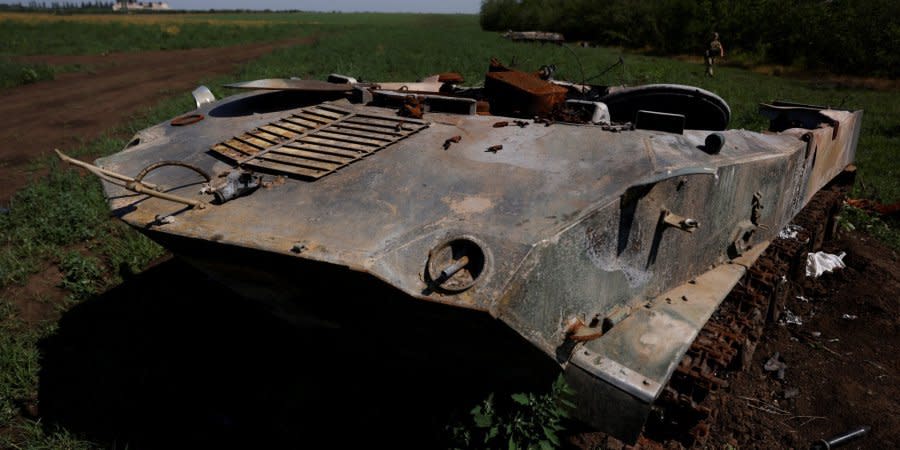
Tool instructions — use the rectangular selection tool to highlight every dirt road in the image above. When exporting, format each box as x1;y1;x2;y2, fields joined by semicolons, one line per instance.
0;38;310;202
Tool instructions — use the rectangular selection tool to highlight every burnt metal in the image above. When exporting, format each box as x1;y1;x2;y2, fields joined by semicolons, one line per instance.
211;170;261;204
702;132;725;154
484;62;568;117
443;135;462;150
209;104;428;180
71;64;864;446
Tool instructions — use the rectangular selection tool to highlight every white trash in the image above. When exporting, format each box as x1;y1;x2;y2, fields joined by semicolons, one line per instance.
806;251;846;277
778;224;804;240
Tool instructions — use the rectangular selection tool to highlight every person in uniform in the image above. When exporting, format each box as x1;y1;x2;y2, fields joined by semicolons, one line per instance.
705;32;724;77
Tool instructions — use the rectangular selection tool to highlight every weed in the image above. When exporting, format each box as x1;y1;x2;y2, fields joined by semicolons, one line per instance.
0;58;55;90
0;420;96;450
58;251;104;300
448;375;575;449
837;206;900;250
0;303;39;428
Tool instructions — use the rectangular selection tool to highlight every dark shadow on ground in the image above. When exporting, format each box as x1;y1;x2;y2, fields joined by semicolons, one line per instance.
37;258;558;449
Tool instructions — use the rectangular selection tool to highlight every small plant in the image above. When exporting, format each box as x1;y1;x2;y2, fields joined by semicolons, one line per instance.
837;205;900;250
448;375;576;449
59;251;104;300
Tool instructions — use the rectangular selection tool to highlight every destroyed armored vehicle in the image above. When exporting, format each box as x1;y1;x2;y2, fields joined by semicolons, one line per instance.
59;60;862;444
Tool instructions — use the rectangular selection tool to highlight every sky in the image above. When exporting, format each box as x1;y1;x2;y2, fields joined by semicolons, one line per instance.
1;0;482;13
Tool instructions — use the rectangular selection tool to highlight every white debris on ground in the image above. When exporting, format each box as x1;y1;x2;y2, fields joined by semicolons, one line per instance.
806;251;846;277
842;314;859;320
781;309;803;326
778;224;804;240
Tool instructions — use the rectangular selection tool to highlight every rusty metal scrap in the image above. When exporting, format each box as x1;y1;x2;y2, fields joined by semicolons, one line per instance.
436;72;464;84
492;121;509;128
170;113;204;126
443;135;462;150
398;95;424;119
484;60;568;117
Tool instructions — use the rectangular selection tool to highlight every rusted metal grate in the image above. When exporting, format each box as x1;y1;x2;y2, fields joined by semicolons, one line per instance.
210;104;428;179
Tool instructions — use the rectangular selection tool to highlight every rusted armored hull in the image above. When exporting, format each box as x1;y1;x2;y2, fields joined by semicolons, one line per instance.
87;81;862;442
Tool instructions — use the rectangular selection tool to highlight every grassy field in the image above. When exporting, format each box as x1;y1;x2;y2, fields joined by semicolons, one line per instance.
0;11;898;449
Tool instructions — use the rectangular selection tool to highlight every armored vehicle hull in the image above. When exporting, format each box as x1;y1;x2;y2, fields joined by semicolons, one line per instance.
63;67;862;443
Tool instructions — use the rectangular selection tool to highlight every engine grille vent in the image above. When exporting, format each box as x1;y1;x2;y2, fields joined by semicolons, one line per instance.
211;104;428;179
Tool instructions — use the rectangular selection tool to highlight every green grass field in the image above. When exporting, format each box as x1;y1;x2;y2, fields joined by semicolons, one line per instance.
0;11;897;449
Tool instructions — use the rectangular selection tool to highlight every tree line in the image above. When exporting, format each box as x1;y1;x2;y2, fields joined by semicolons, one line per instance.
480;0;899;78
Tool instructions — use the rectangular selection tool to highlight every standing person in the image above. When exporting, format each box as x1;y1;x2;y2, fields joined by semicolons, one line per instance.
705;32;725;77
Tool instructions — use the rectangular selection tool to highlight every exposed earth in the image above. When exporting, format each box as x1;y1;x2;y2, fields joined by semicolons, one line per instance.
571;232;900;449
0;43;898;449
0;37;311;202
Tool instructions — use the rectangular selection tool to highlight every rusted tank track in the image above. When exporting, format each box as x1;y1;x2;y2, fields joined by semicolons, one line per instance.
636;181;850;449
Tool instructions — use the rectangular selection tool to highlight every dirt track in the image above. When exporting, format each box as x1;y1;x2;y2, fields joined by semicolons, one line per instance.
0;38;309;202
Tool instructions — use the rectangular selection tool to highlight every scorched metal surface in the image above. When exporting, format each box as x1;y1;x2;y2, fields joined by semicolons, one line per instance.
80;70;862;442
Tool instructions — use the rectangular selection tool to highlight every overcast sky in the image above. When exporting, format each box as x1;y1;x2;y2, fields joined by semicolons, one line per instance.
1;0;482;13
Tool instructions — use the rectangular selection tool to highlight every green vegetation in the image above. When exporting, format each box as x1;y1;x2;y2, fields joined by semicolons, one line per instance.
448;376;575;450
0;58;55;89
0;159;164;291
838;206;900;250
480;0;900;78
0;20;303;56
0;11;897;449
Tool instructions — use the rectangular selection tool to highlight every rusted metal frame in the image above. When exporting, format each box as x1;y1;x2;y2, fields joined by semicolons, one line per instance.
267;146;352;164
244;159;322;179
298;136;376;153
316;127;395;142
268;120;313;134
250;151;339;172
344;113;427;130
287;114;329;125
252;129;290;143
281;117;322;129
259;124;298;139
233;111;424;179
314;130;389;146
289;124;429;179
235;111;359;167
330;122;405;137
300;109;346;122
304;106;346;119
284;142;362;158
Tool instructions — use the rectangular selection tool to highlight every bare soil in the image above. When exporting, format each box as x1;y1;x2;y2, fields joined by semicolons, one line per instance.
572;232;900;450
707;232;900;450
0;37;311;202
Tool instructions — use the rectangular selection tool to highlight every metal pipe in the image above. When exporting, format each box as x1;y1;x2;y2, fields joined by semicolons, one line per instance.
810;426;870;450
440;255;470;280
56;149;206;209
